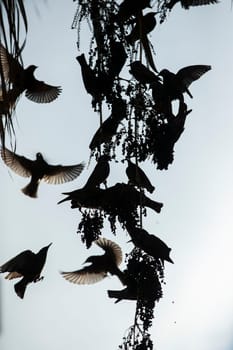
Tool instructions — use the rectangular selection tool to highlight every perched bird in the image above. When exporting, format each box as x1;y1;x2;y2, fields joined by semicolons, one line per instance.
0;243;52;299
126;12;157;45
0;44;62;103
1;148;85;198
108;40;127;78
61;237;126;285
129;61;159;84
126;225;174;264
58;183;163;215
89;98;126;150
84;155;110;189
126;159;155;193
117;0;152;22
77;54;113;102
159;65;211;102
166;0;218;10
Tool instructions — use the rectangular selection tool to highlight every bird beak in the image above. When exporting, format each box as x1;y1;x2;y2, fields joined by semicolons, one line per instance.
127;239;132;243
47;243;52;248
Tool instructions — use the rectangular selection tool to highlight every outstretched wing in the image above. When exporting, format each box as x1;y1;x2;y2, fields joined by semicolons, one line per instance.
25;81;62;103
0;44;23;85
43;162;85;184
177;65;211;88
95;237;123;267
61;267;107;285
0;250;35;276
1;148;33;177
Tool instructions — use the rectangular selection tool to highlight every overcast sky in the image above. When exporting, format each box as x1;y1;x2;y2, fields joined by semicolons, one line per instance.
1;1;233;350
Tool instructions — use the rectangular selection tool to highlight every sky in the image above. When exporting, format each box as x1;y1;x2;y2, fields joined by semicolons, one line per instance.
1;1;233;350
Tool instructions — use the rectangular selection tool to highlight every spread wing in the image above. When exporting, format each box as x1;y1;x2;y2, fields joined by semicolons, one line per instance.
1;148;33;177
0;44;23;84
25;81;62;103
0;250;35;276
61;267;107;285
177;65;211;88
95;237;122;267
43;162;85;184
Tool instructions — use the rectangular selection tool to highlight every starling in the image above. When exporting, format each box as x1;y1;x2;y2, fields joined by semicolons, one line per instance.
0;243;52;299
126;160;155;193
76;54;113;102
117;0;152;23
89;98;126;150
1;148;85;198
159;65;211;102
61;237;126;285
166;0;218;10
126;225;174;264
0;45;61;103
126;12;157;45
129;61;159;84
84;155;110;189
108;40;127;78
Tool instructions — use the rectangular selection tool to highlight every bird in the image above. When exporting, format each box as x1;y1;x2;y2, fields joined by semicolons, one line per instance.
58;183;163;218
159;65;211;102
0;44;62;103
126;225;174;264
126;12;157;45
126;159;155;193
129;61;159;84
0;243;52;299
1;147;85;198
84;155;110;189
61;237;126;285
76;54;113;102
117;0;152;23
89;98;126;150
108;40;127;78
166;0;218;10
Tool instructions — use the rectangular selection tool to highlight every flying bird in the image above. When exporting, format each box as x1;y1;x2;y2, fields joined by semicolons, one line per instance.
129;61;159;84
126;160;155;193
166;0;218;10
126;12;157;45
159;65;211;102
126;225;174;264
0;44;62;103
117;0;152;22
1;148;85;198
61;237;126;285
0;243;52;299
84;155;110;189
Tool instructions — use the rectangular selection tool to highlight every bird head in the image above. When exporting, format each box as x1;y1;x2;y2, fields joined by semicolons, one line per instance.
36;152;43;160
27;65;38;74
38;242;52;255
158;69;170;78
83;256;95;265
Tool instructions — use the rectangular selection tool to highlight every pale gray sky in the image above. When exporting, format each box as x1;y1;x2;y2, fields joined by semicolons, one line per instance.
1;1;233;350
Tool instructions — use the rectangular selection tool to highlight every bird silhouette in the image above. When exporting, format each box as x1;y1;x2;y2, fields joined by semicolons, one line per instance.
84;155;110;189
126;160;155;193
0;243;52;299
59;183;163;214
126;225;174;264
108;40;127;78
76;54;113;103
159;65;211;102
61;237;126;285
126;12;157;45
89;98;126;150
117;0;152;22
129;61;159;84
1;148;85;198
166;0;218;10
0;44;61;103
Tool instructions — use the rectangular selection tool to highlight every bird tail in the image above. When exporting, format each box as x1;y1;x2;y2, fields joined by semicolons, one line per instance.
142;196;163;213
107;288;137;303
21;180;39;198
14;278;28;299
